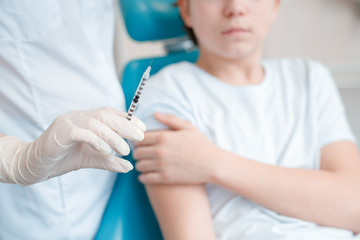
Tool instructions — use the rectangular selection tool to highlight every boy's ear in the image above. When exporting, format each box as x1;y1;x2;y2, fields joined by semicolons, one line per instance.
178;0;192;27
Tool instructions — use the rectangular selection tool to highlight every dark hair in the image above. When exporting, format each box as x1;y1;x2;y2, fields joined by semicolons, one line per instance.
173;2;198;45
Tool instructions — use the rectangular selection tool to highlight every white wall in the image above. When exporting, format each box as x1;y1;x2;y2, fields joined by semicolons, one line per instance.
339;88;360;141
264;0;360;88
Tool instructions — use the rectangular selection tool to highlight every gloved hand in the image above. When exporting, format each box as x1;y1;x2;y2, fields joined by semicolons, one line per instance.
0;107;146;185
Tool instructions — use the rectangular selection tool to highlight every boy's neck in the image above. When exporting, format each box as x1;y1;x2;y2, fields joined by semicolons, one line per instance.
196;51;265;87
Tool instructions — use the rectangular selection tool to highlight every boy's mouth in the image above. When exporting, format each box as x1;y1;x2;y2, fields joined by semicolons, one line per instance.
221;27;250;35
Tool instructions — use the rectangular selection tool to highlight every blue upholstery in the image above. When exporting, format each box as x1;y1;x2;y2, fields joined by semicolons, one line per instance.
120;0;186;41
94;154;161;240
95;0;198;239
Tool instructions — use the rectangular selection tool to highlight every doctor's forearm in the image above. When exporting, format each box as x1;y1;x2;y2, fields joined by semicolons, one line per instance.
210;149;360;232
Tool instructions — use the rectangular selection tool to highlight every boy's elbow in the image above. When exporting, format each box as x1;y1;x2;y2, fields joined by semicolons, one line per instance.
348;196;360;233
351;224;360;235
352;213;360;234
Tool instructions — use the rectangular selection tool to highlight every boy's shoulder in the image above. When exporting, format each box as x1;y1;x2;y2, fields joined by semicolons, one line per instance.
145;61;198;94
149;61;200;89
263;58;329;73
153;61;195;78
263;58;332;87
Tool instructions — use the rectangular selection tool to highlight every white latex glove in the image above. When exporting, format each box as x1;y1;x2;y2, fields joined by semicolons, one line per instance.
0;107;146;185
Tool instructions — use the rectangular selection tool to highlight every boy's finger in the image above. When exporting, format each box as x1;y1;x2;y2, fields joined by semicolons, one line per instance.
154;112;195;131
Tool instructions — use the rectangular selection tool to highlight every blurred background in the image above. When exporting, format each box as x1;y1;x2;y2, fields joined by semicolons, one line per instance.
113;0;360;141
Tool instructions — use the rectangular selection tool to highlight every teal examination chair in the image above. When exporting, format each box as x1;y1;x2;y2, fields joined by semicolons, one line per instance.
95;0;198;239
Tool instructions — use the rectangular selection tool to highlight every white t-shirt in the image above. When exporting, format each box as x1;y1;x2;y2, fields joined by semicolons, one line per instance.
136;59;359;240
0;1;123;239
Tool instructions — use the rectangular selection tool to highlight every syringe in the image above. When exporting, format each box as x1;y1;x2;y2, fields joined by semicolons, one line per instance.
126;65;151;121
110;63;152;161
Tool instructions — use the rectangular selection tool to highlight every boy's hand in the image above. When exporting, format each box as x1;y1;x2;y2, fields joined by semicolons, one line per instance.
133;113;222;184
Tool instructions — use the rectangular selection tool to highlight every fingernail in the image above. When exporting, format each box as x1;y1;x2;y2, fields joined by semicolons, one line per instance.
155;112;165;118
136;120;146;132
138;175;145;183
122;160;133;172
134;128;145;141
119;142;130;155
100;141;112;155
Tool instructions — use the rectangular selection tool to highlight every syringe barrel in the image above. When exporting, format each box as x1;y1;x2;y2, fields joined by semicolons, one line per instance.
126;66;152;121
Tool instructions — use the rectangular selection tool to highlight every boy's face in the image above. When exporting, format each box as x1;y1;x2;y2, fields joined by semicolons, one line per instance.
179;0;280;60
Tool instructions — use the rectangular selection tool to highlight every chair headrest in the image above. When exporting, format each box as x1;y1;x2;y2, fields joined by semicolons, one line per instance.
119;0;186;42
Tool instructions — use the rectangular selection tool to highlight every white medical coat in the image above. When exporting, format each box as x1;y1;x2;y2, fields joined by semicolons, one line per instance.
0;1;124;239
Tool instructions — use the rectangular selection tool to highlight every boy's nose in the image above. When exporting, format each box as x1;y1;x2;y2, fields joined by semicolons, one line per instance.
224;0;246;18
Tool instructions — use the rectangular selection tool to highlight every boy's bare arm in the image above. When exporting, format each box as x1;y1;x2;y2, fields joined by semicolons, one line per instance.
145;183;216;240
134;113;360;233
216;140;360;233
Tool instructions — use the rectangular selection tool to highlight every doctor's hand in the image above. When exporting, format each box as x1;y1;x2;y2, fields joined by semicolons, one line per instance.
0;107;146;185
133;113;222;185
